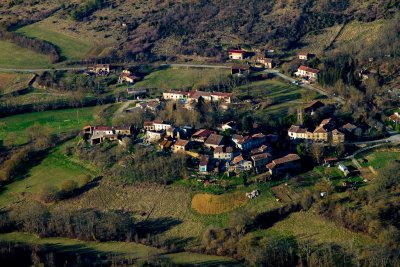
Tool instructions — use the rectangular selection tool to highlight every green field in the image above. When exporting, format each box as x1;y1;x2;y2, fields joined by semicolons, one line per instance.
0;141;98;208
0;40;50;68
16;23;94;60
0;106;97;145
356;149;400;170
135;67;230;91
249;211;375;249
0;232;241;266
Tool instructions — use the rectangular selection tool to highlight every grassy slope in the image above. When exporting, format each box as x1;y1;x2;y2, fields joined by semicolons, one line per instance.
0;106;96;145
0;232;241;266
356;149;400;170
16;23;93;60
0;141;98;208
0;40;50;68
259;211;375;249
0;72;33;94
135;67;230;91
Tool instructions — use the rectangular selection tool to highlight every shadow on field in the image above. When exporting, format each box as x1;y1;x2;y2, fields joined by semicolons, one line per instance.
163;237;195;251
75;176;103;195
136;217;182;236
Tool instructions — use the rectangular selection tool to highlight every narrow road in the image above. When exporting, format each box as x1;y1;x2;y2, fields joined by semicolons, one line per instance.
265;69;344;104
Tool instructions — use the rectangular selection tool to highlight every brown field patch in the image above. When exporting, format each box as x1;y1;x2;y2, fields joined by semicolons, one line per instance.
191;192;249;215
272;184;299;203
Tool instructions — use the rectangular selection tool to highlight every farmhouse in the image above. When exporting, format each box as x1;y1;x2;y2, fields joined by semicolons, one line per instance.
341;123;358;133
267;154;301;176
256;57;274;68
338;164;350;176
83;125;132;145
298;52;312;60
213;146;234;160
144;120;172;131
295;65;320;81
205;134;225;149
288;118;344;143
145;130;165;143
159;139;173;150
229;49;246;60
163;90;189;100
88;64;110;75
188;90;233;104
233;155;253;171
172;139;191;153
118;70;139;84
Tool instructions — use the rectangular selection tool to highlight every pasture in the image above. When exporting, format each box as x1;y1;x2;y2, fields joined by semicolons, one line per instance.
356;148;400;170
16;22;94;60
0;141;98;208
135;67;230;91
0;40;50;68
0;106;96;146
0;72;34;95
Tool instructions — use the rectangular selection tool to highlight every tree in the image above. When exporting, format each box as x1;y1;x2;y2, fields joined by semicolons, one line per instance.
242;115;253;132
38;185;59;203
310;143;324;163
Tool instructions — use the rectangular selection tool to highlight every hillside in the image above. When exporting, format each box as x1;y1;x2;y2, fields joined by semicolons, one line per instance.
0;0;398;63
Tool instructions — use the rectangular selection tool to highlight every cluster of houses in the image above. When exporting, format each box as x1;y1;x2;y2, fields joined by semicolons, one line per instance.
288;118;345;144
141;118;301;177
82;125;132;145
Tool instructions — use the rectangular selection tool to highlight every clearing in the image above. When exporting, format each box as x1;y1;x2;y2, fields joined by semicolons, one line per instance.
0;40;50;68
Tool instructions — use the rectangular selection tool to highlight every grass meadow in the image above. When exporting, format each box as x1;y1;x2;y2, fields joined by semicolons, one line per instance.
0;72;34;95
0;140;98;208
0;106;96;146
191;192;249;215
135;67;230;91
0;40;50;68
16;23;94;60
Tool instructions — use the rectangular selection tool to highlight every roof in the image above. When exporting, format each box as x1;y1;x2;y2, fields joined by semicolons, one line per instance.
313;125;327;134
229;50;245;54
320;118;333;125
164;90;189;95
324;157;338;162
193;129;213;138
332;129;344;135
298;65;320;74
251;133;266;139
160;139;173;148
214;146;233;153
94;126;113;131
114;126;131;131
251;153;271;161
205;134;224;146
233;155;244;165
259;57;273;63
289;125;307;133
304;100;324;110
144;121;154;126
342;123;357;130
389;114;400;120
175;139;190;147
211;92;233;97
298;52;309;56
271;154;301;166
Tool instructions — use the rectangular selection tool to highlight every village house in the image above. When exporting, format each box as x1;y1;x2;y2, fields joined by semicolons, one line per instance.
192;129;214;143
88;64;110;75
145;130;165;143
256;57;274;68
188;91;233;104
172;139;191;153
251;152;272;168
220;121;237;132
229;49;246;60
205;134;225;149
250;145;270;156
233;155;253;171
298;52;312;60
288;118;344;143
159;139;173;150
295;65;320;81
144;120;172;131
166;127;180;139
163;90;189;100
199;156;210;173
338;164;350;176
213;146;234;160
389;112;400;124
341;123;358;134
304;100;325;113
118;70;139;84
231;65;250;75
83;125;132;145
267;154;301;176
127;88;147;98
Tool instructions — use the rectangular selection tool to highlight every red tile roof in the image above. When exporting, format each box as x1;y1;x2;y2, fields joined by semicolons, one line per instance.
175;139;189;147
205;134;224;146
298;65;320;74
229;50;245;54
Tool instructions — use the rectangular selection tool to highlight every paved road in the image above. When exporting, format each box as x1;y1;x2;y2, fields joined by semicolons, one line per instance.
348;134;400;146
